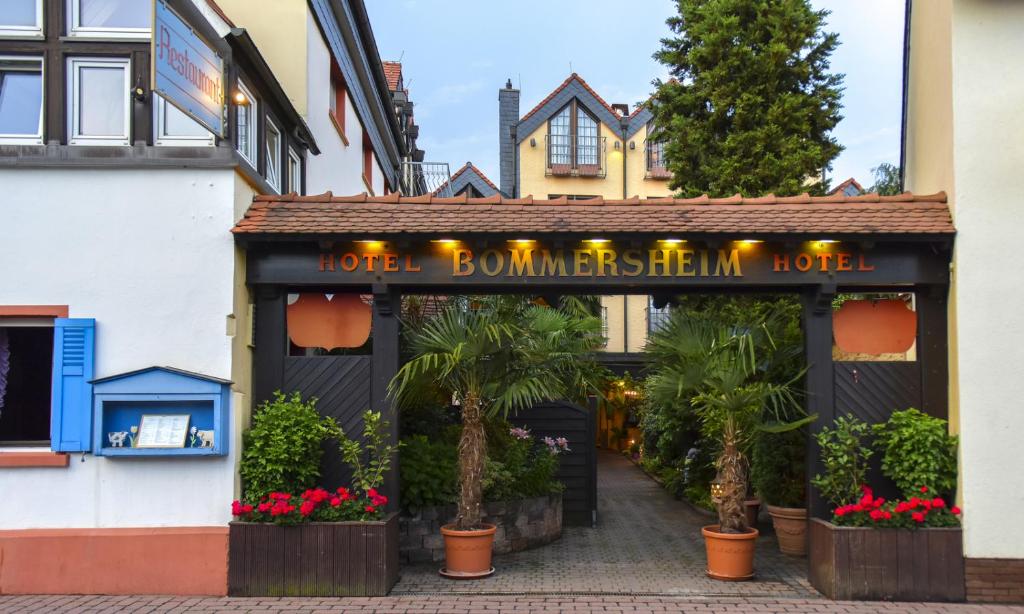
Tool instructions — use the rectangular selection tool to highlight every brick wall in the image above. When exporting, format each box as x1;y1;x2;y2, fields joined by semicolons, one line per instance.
965;558;1024;603
399;494;562;564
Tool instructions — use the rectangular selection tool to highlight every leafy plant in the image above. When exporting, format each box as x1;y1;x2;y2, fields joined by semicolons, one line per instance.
240;391;341;498
751;428;806;508
390;296;605;530
872;408;958;498
400;434;459;511
338;410;398;496
811;414;873;508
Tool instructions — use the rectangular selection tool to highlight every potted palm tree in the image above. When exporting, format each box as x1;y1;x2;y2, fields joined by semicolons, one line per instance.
390;296;605;578
646;311;808;581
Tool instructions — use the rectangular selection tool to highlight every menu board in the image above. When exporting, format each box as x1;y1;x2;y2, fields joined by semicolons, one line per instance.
136;414;190;448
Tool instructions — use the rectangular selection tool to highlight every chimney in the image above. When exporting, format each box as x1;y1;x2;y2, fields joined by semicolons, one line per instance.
498;78;520;197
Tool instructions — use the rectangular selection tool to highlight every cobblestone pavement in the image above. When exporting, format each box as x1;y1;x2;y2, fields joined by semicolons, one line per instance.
2;594;1023;613
393;449;814;596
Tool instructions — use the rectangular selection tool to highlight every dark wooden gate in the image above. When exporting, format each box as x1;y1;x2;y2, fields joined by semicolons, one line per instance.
282;355;373;489
509;399;597;527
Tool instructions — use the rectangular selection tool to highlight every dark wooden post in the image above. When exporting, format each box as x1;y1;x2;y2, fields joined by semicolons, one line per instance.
372;284;401;510
803;283;836;521
918;285;950;420
253;286;287;407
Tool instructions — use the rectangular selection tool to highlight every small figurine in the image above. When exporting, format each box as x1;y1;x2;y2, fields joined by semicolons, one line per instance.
128;425;138;448
108;431;128;447
188;425;199;448
197;430;215;448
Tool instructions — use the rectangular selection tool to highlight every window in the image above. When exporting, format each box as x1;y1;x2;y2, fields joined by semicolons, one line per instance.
153;94;214;146
647;297;671;335
329;65;346;140
265;117;282;192
0;322;54;445
236;79;257;166
67;57;130;145
288;148;303;194
647;140;665;170
0;56;43;144
547;101;602;175
0;0;43;38
68;0;151;39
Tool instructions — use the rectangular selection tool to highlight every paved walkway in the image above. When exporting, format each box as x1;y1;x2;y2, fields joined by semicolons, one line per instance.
393;449;813;596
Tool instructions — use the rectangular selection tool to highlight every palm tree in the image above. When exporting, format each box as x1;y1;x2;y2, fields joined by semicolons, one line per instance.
389;296;606;530
646;310;808;533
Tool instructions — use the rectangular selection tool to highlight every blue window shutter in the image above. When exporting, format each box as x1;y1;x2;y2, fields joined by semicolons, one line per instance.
50;318;95;452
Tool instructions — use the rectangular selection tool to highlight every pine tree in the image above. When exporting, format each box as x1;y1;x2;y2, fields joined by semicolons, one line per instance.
652;0;844;197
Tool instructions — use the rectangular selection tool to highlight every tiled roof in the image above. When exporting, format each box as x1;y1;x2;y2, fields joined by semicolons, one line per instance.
233;192;954;238
520;73;622;123
382;61;402;91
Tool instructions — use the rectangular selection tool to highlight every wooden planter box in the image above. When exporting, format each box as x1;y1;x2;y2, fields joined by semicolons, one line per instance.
809;518;965;602
228;513;399;597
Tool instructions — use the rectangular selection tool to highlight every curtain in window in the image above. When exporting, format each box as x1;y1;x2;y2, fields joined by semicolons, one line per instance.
549;106;570;166
576;107;598;166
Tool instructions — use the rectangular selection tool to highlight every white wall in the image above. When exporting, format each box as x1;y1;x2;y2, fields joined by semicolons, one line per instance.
0;168;240;528
304;11;374;196
949;0;1024;559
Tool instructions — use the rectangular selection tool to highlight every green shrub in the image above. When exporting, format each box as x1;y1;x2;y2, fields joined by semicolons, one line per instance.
240;391;341;498
399;435;458;511
483;428;563;502
872;408;958;497
339;410;398;495
752;429;806;507
811;415;873;508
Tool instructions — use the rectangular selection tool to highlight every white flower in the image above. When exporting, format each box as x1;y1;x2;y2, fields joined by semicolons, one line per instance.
190;426;198;435
130;425;138;434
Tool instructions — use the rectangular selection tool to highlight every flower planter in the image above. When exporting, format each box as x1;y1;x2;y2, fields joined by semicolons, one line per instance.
228;513;399;597
765;504;807;556
439;523;496;579
808;518;965;601
702;524;758;581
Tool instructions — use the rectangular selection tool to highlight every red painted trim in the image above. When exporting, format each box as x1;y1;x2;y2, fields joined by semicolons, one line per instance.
0;451;69;468
0;527;228;595
0;305;68;317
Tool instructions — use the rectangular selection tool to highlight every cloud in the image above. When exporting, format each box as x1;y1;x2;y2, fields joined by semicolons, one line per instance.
428;80;484;105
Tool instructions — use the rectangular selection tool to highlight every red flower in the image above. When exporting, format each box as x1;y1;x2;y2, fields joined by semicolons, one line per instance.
337;487;352;501
330;497;341;506
257;502;272;513
951;506;961;515
911;512;925;523
835;507;848;517
299;500;316;517
365;505;376;514
883;511;892;520
873;497;885;508
869;509;884;522
932;498;945;509
920;486;928;493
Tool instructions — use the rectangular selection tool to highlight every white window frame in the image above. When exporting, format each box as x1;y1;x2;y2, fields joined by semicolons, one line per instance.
153;93;214;147
67;56;131;146
0;55;44;144
287;147;303;194
265;117;282;192
0;0;43;39
67;0;151;40
236;79;257;167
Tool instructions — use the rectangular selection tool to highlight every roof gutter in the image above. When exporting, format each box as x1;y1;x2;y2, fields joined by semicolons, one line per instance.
898;0;912;191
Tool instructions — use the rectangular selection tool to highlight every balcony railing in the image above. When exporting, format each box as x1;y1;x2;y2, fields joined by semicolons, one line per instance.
544;134;607;178
645;140;671;180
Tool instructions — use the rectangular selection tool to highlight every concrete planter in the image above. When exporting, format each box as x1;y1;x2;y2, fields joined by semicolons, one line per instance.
808;518;964;601
399;493;562;564
228;513;399;597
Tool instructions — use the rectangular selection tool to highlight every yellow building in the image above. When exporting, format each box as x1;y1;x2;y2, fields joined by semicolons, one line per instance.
498;74;673;356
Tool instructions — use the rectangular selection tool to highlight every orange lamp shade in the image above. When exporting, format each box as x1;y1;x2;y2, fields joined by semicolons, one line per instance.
833;299;917;355
287;293;371;350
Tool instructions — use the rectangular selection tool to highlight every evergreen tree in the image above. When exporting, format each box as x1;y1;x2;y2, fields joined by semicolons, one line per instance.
652;0;844;197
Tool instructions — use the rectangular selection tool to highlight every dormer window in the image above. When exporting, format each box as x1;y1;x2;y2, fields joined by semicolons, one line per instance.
645;121;671;180
546;101;604;177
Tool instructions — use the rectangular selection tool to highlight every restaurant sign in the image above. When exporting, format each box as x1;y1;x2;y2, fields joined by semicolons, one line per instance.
152;0;225;136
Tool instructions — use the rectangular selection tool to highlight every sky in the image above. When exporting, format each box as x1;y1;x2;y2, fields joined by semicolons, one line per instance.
366;0;905;192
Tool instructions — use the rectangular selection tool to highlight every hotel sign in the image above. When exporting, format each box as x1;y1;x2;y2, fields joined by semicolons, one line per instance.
152;0;225;136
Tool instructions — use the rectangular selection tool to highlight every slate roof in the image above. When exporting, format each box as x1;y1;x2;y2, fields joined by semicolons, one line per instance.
520;73;622;123
433;162;501;197
232;192;954;239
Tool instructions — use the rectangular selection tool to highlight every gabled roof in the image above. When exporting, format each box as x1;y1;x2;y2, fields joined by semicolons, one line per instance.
829;177;865;197
382;61;402;91
233;191;954;239
91;366;232;385
434;162;500;197
516;74;624;144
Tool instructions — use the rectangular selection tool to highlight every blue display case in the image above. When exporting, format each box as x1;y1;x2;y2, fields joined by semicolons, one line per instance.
91;366;232;457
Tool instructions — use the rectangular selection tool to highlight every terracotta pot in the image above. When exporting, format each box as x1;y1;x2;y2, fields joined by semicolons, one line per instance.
765;504;808;556
702;524;758;581
439;523;497;579
744;498;761;528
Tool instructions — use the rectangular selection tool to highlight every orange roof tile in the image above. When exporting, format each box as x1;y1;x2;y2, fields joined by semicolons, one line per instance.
382;61;402;91
233;192;953;238
520;73;622;124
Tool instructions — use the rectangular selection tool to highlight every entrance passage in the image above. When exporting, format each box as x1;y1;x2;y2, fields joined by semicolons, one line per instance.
392;450;816;597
